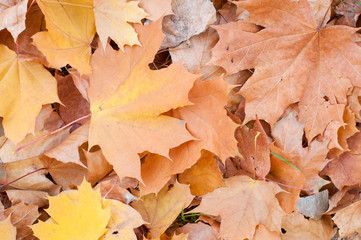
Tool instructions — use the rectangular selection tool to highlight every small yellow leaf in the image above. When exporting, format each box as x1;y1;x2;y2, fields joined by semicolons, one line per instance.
31;179;111;240
0;216;16;240
93;0;148;50
33;0;95;74
0;44;59;144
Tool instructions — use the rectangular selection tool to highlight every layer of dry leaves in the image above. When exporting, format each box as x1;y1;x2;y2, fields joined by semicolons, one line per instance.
1;0;361;239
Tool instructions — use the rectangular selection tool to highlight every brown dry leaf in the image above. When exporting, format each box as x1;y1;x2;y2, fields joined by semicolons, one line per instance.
335;0;361;27
0;109;68;164
68;69;89;101
176;222;219;240
194;175;286;240
321;152;361;189
56;74;91;125
282;212;337;240
88;20;196;181
98;176;138;204
132;182;193;238
308;0;331;27
139;0;173;21
45;122;89;167
169;28;219;75
0;202;40;240
42;156;88;190
212;0;361;142
4;157;60;195
333;200;361;237
140;153;173;195
6;189;48;208
83;148;113;185
161;0;216;48
235;117;271;179
347;127;361;153
169;75;238;174
327;185;361;214
178;150;225;196
0;0;28;40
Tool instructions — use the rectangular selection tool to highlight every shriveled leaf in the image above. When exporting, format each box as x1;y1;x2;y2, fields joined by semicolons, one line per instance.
88;20;196;181
83;148;113;185
161;0;216;48
0;0;28;40
235;117;271;178
6;189;48;208
176;222;219;240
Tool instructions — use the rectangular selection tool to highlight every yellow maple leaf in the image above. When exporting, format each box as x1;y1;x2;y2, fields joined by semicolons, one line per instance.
0;216;16;240
93;0;148;50
0;44;59;144
33;0;95;74
31;179;144;240
31;179;111;240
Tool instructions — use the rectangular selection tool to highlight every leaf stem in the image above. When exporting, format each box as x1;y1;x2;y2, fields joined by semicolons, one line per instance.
0;167;47;189
15;113;92;153
263;177;313;192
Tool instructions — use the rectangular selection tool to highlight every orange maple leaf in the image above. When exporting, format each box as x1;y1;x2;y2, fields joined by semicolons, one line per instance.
210;0;361;141
87;20;197;181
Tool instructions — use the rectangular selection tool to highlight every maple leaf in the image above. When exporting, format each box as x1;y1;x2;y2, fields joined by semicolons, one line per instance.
0;216;16;240
0;0;28;40
0;202;40;239
88;20;197;181
93;0;148;51
169;75;238;174
31;179;111;240
210;0;361;141
33;0;95;74
194;175;286;240
0;45;59;144
132;182;193;238
282;212;337;240
178;150;225;196
333;200;361;237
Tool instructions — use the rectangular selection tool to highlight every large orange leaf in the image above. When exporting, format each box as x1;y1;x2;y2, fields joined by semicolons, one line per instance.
33;0;95;74
0;45;59;144
88;20;196;181
194;175;286;240
210;0;361;141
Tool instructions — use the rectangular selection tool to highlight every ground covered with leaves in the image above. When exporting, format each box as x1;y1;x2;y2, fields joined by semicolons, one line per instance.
1;0;361;239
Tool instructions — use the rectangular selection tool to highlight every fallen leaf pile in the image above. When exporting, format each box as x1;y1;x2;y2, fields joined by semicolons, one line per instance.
1;0;361;239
